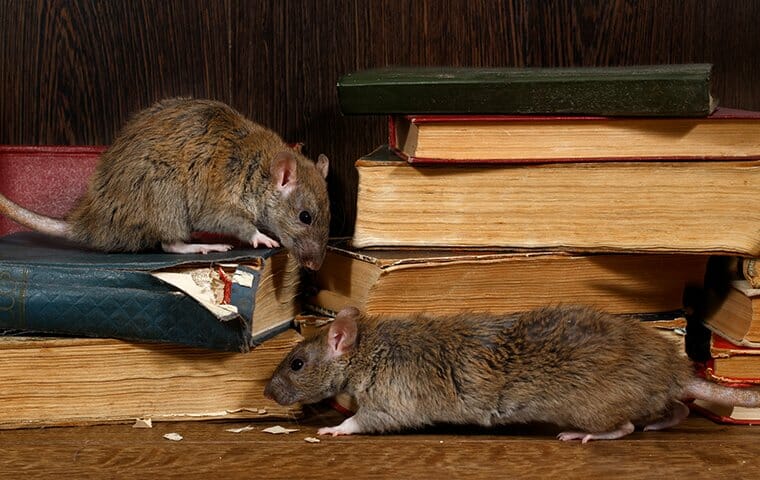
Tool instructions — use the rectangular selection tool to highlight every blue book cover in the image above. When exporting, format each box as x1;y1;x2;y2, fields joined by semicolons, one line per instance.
0;232;300;352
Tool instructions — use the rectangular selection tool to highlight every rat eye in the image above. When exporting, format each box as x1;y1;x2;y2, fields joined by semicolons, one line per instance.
299;211;312;225
290;358;304;371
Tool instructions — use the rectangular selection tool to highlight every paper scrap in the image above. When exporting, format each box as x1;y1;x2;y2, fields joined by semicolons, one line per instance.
132;418;153;429
226;425;255;433
262;425;299;434
257;409;268;415
163;433;183;441
304;437;321;443
233;270;255;287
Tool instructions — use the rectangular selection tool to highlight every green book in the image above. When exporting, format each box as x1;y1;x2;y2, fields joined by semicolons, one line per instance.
0;232;301;352
337;64;716;116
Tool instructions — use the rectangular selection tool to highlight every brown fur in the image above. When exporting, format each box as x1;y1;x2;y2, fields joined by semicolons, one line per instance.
265;305;760;440
0;98;330;268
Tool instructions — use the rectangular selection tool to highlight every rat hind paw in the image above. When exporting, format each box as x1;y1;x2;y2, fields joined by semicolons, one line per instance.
557;422;635;443
643;401;689;432
250;230;280;249
162;241;233;254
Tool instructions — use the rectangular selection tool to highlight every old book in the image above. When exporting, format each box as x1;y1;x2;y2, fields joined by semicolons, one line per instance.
739;257;760;289
337;64;715;116
704;281;760;347
0;145;103;236
352;146;760;255
305;242;706;316
0;232;300;352
703;333;760;385
389;108;760;164
690;399;760;425
0;328;302;429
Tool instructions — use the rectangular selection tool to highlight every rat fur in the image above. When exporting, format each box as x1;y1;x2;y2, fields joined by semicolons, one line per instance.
0;98;330;269
264;305;760;442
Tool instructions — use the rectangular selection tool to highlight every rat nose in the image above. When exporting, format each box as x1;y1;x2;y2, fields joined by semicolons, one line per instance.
263;383;275;400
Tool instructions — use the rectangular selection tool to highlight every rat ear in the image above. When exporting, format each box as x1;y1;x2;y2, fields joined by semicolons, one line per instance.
271;151;298;197
316;154;329;179
327;307;359;358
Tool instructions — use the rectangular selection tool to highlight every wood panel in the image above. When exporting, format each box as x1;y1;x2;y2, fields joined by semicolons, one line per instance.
2;0;760;235
0;0;231;145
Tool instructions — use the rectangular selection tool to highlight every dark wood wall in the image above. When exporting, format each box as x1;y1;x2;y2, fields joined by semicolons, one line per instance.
2;0;759;235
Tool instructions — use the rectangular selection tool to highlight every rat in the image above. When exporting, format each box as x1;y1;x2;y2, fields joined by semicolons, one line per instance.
264;305;760;442
0;98;330;270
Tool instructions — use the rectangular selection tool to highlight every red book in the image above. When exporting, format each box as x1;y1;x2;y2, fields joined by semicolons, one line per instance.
389;108;760;165
0;146;104;236
702;333;760;385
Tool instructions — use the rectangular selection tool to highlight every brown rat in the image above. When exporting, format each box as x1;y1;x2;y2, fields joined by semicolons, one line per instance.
0;98;330;269
264;305;760;442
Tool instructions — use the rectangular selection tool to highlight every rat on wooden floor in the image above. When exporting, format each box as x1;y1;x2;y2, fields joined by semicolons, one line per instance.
0;98;330;270
264;305;760;442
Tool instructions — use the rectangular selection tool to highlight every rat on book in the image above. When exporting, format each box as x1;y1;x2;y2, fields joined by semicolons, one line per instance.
0;98;330;270
264;305;760;442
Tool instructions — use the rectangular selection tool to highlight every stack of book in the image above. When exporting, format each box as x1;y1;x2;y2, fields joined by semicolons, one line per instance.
0;147;304;428
316;64;760;419
694;262;760;423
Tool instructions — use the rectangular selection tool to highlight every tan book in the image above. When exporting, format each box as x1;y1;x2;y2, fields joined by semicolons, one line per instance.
352;146;760;255
704;281;760;346
0;329;302;429
306;242;706;316
390;109;760;164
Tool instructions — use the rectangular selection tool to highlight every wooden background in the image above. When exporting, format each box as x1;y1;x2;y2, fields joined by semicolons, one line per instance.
2;0;759;236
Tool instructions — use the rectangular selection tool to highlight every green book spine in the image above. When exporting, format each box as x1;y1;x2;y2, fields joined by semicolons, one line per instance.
0;232;289;352
337;64;715;116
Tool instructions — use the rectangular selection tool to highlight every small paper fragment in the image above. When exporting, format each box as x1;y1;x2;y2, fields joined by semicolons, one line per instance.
262;425;299;434
226;425;255;433
163;433;183;441
304;437;321;443
132;418;153;429
257;408;267;415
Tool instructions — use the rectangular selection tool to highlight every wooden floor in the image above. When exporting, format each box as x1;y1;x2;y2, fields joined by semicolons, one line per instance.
2;407;760;479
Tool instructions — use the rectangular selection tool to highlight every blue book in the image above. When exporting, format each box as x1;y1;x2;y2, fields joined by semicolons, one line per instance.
0;232;301;352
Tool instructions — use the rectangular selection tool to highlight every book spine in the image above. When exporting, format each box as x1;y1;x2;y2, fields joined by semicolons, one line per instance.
0;263;249;351
338;65;713;116
741;258;760;289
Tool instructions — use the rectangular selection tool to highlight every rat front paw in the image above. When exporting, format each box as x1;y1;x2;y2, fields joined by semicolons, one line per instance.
250;230;280;249
317;426;353;437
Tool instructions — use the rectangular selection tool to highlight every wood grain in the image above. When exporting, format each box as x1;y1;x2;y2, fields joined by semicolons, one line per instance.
2;0;760;235
1;412;759;478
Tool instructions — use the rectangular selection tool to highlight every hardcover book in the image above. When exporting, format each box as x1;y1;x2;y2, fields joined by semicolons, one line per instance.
306;241;706;316
389;108;760;164
704;281;760;347
352;146;760;255
703;333;760;385
337;64;715;116
0;328;302;429
0;232;300;352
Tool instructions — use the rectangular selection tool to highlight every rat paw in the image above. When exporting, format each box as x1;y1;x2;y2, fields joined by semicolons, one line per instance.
162;242;233;254
250;231;280;249
317;426;353;437
557;422;635;443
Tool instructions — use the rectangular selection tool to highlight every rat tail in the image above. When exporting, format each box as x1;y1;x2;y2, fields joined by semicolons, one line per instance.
0;192;72;238
684;377;760;407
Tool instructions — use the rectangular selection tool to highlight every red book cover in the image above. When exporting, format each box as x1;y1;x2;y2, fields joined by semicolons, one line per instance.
0;146;105;236
388;107;760;165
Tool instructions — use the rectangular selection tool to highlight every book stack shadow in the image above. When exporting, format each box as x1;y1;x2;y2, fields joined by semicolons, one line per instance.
308;64;760;423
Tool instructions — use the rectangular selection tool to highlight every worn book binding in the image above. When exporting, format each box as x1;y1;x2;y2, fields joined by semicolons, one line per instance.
338;64;715;116
0;232;300;352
